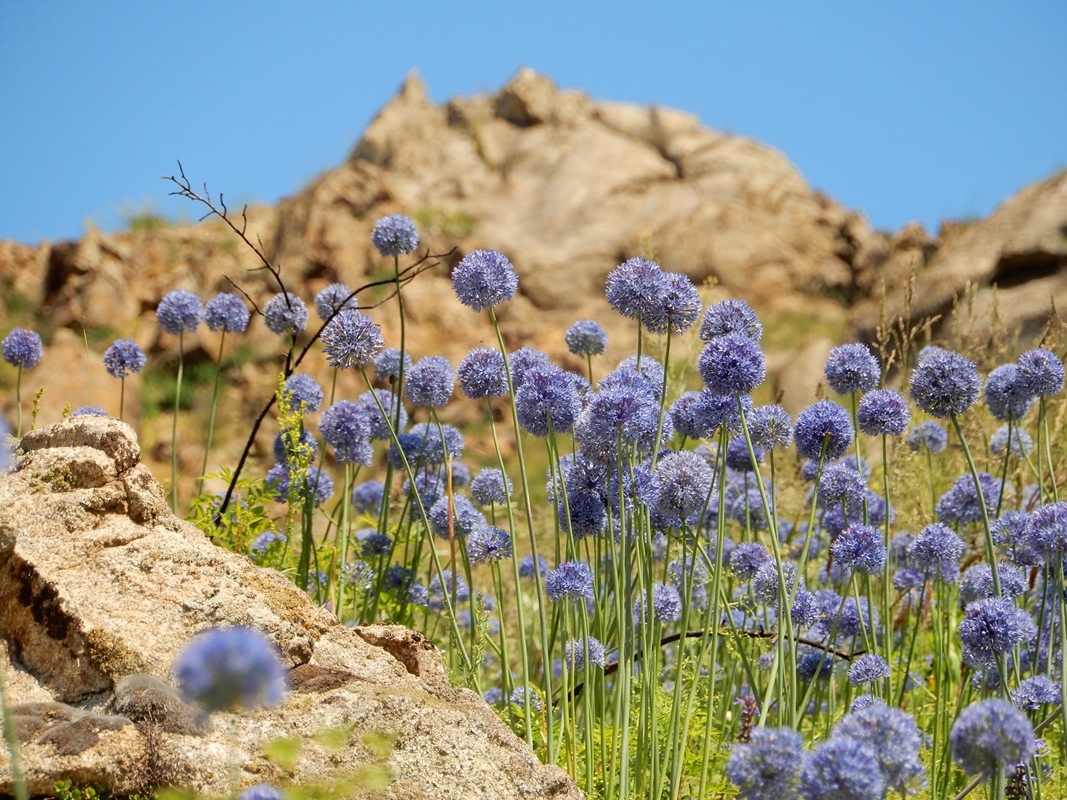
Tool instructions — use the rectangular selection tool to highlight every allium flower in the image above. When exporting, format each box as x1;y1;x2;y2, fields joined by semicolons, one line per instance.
320;309;384;369
848;654;891;687
832;705;925;792
858;389;910;436
992;510;1040;567
794;400;854;461
909;522;965;582
458;347;509;399
451;249;519;311
725;437;762;472
700;298;763;342
508;686;543;712
1025;501;1067;564
174;626;287;712
645;272;702;334
314;282;357;321
404;355;455;407
670;392;713;439
272;429;317;465
698;333;766;395
284;374;323;412
156;290;203;335
262;292;308;336
70;406;107;417
319;400;373;465
545;561;594;603
427;495;485;539
824;343;880;395
951;699;1034;777
836;596;878;640
959;596;1036;667
907;420;948;453
203;293;250;333
374;348;412;382
470;468;513;506
465;525;512;563
791;589;822;628
238;784;281;800
959;562;1026;607
725;726;804;799
102;339;146;378
984;363;1035;421
516;365;581;436
753;562;799;607
558;489;606;538
1011;675;1062;710
989;425;1032;457
519;554;549;579
817;463;867;510
266;463;333;506
730;543;772;580
748;404;793;450
509;347;551;389
634;582;682;624
250;530;286;556
565;319;608;356
605;257;667;325
936;472;1000;526
351;480;384;515
428;569;470;609
371;214;419;257
850;694;884;712
653;450;714;523
832;524;887;575
407;421;465;465
1016;348;1065;397
909;348;981;418
403;468;445;508
801;737;885;800
356;528;393;557
355;389;406;439
564;637;606;671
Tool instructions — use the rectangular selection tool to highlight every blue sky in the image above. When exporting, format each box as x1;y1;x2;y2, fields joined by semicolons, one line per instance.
2;2;1064;244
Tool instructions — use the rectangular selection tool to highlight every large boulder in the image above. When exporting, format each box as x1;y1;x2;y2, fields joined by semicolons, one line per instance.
0;416;581;799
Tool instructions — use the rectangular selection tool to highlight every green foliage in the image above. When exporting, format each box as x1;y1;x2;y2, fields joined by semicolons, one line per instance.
187;468;277;555
413;206;476;239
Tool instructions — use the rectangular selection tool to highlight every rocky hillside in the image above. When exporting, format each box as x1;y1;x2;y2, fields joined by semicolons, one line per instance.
1;69;1065;485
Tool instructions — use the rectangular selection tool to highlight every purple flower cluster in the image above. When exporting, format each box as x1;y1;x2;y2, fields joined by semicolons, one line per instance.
157;290;203;335
321;309;384;369
102;339;146;378
174;626;287;712
908;347;981;418
371;214;419;257
458;347;508;399
314;283;357;321
823;343;879;395
951;699;1034;777
203;292;250;333
452;249;519;311
565;319;608;356
263;292;308;336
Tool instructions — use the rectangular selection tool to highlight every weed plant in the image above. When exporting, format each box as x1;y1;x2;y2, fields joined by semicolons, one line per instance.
3;168;1067;800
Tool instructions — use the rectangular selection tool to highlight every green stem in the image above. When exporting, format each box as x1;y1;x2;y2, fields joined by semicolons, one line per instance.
198;329;228;497
171;333;185;513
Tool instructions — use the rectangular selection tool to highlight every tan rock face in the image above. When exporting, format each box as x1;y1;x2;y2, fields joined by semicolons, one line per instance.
0;416;582;799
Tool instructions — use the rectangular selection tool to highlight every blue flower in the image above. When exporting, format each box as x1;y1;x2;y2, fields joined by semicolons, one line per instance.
794;400;853;461
356;528;393;558
545;561;594;602
238;784;282;800
634;583;682;624
726;726;803;800
564;637;606;671
458;347;509;399
284;374;323;412
428;569;470;610
102;339;146;378
698;333;766;395
908;348;982;418
466;526;512;563
70;406;108;417
203;293;250;333
729;543;771;580
605;257;667;326
371;214;419;256
801;736;884;800
558;489;607;538
373;348;412;382
936;472;1000;526
516;365;581;437
670;392;712;439
858;389;910;436
272;429;317;465
992;510;1041;567
402;469;445;508
824;343;880;395
250;530;286;556
175;626;287;712
508;685;543;713
726;436;763;472
909;522;965;582
817;463;867;510
700;298;763;342
1024;501;1067;564
832;705;925;792
508;347;552;389
984;363;1035;421
653;450;714;523
907;420;948;453
427;495;485;539
355;389;406;439
748;404;793;450
565;319;608;356
351;481;384;515
645;272;702;334
263;293;308;336
989;424;1032;457
1016;348;1065;397
951;699;1034;778
404;355;455;407
831;524;887;575
314;282;358;321
959;562;1026;607
470;468;513;506
848;654;891;687
156;290;203;335
959;596;1036;667
519;555;549;579
266;463;333;506
320;309;384;369
451;249;519;311
319;401;373;465
1011;675;1062;710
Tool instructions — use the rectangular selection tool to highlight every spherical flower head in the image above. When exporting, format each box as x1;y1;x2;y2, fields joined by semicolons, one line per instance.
519;554;549;579
1025;501;1067;564
470;468;513;506
726;726;804;799
824;343;880;395
371;214;419;257
239;784;282;800
102;339;146;378
858;389;910;436
565;319;608;356
848;654;891;687
250;530;286;557
801;737;885;800
428;569;470;610
284;374;323;413
646;271;702;334
458;347;509;399
451;249;519;311
670;392;711;439
374;348;412;382
832;524;887;575
545;561;594;603
908;348;981;418
263;292;308;336
428;495;485;539
156;290;203;335
203;292;250;333
634;582;682;624
1017;348;1065;397
725;436;763;472
748;404;793;450
319;401;373;465
175;626;287;712
266;463;332;506
272;429;317;465
698;333;767;395
1012;675;1062;710
794;400;854;461
909;522;965;582
989;424;1032;457
321;309;384;369
351;480;384;515
355;388;406;439
70;405;108;417
356;528;392;557
516;365;581;437
951;698;1034;778
817;463;867;511
605;257;667;325
700;298;763;343
564;637;606;671
984;363;1035;421
753;562;799;608
907;420;948;453
314;282;358;321
729;543;772;580
959;561;1026;607
832;705;925;792
653;450;714;523
936;471;1000;527
959;596;1036;667
992;510;1040;567
404;355;455;407
466;525;512;563
508;686;543;713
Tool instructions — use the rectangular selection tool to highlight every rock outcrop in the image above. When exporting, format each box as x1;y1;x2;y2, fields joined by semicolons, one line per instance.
0;416;581;799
